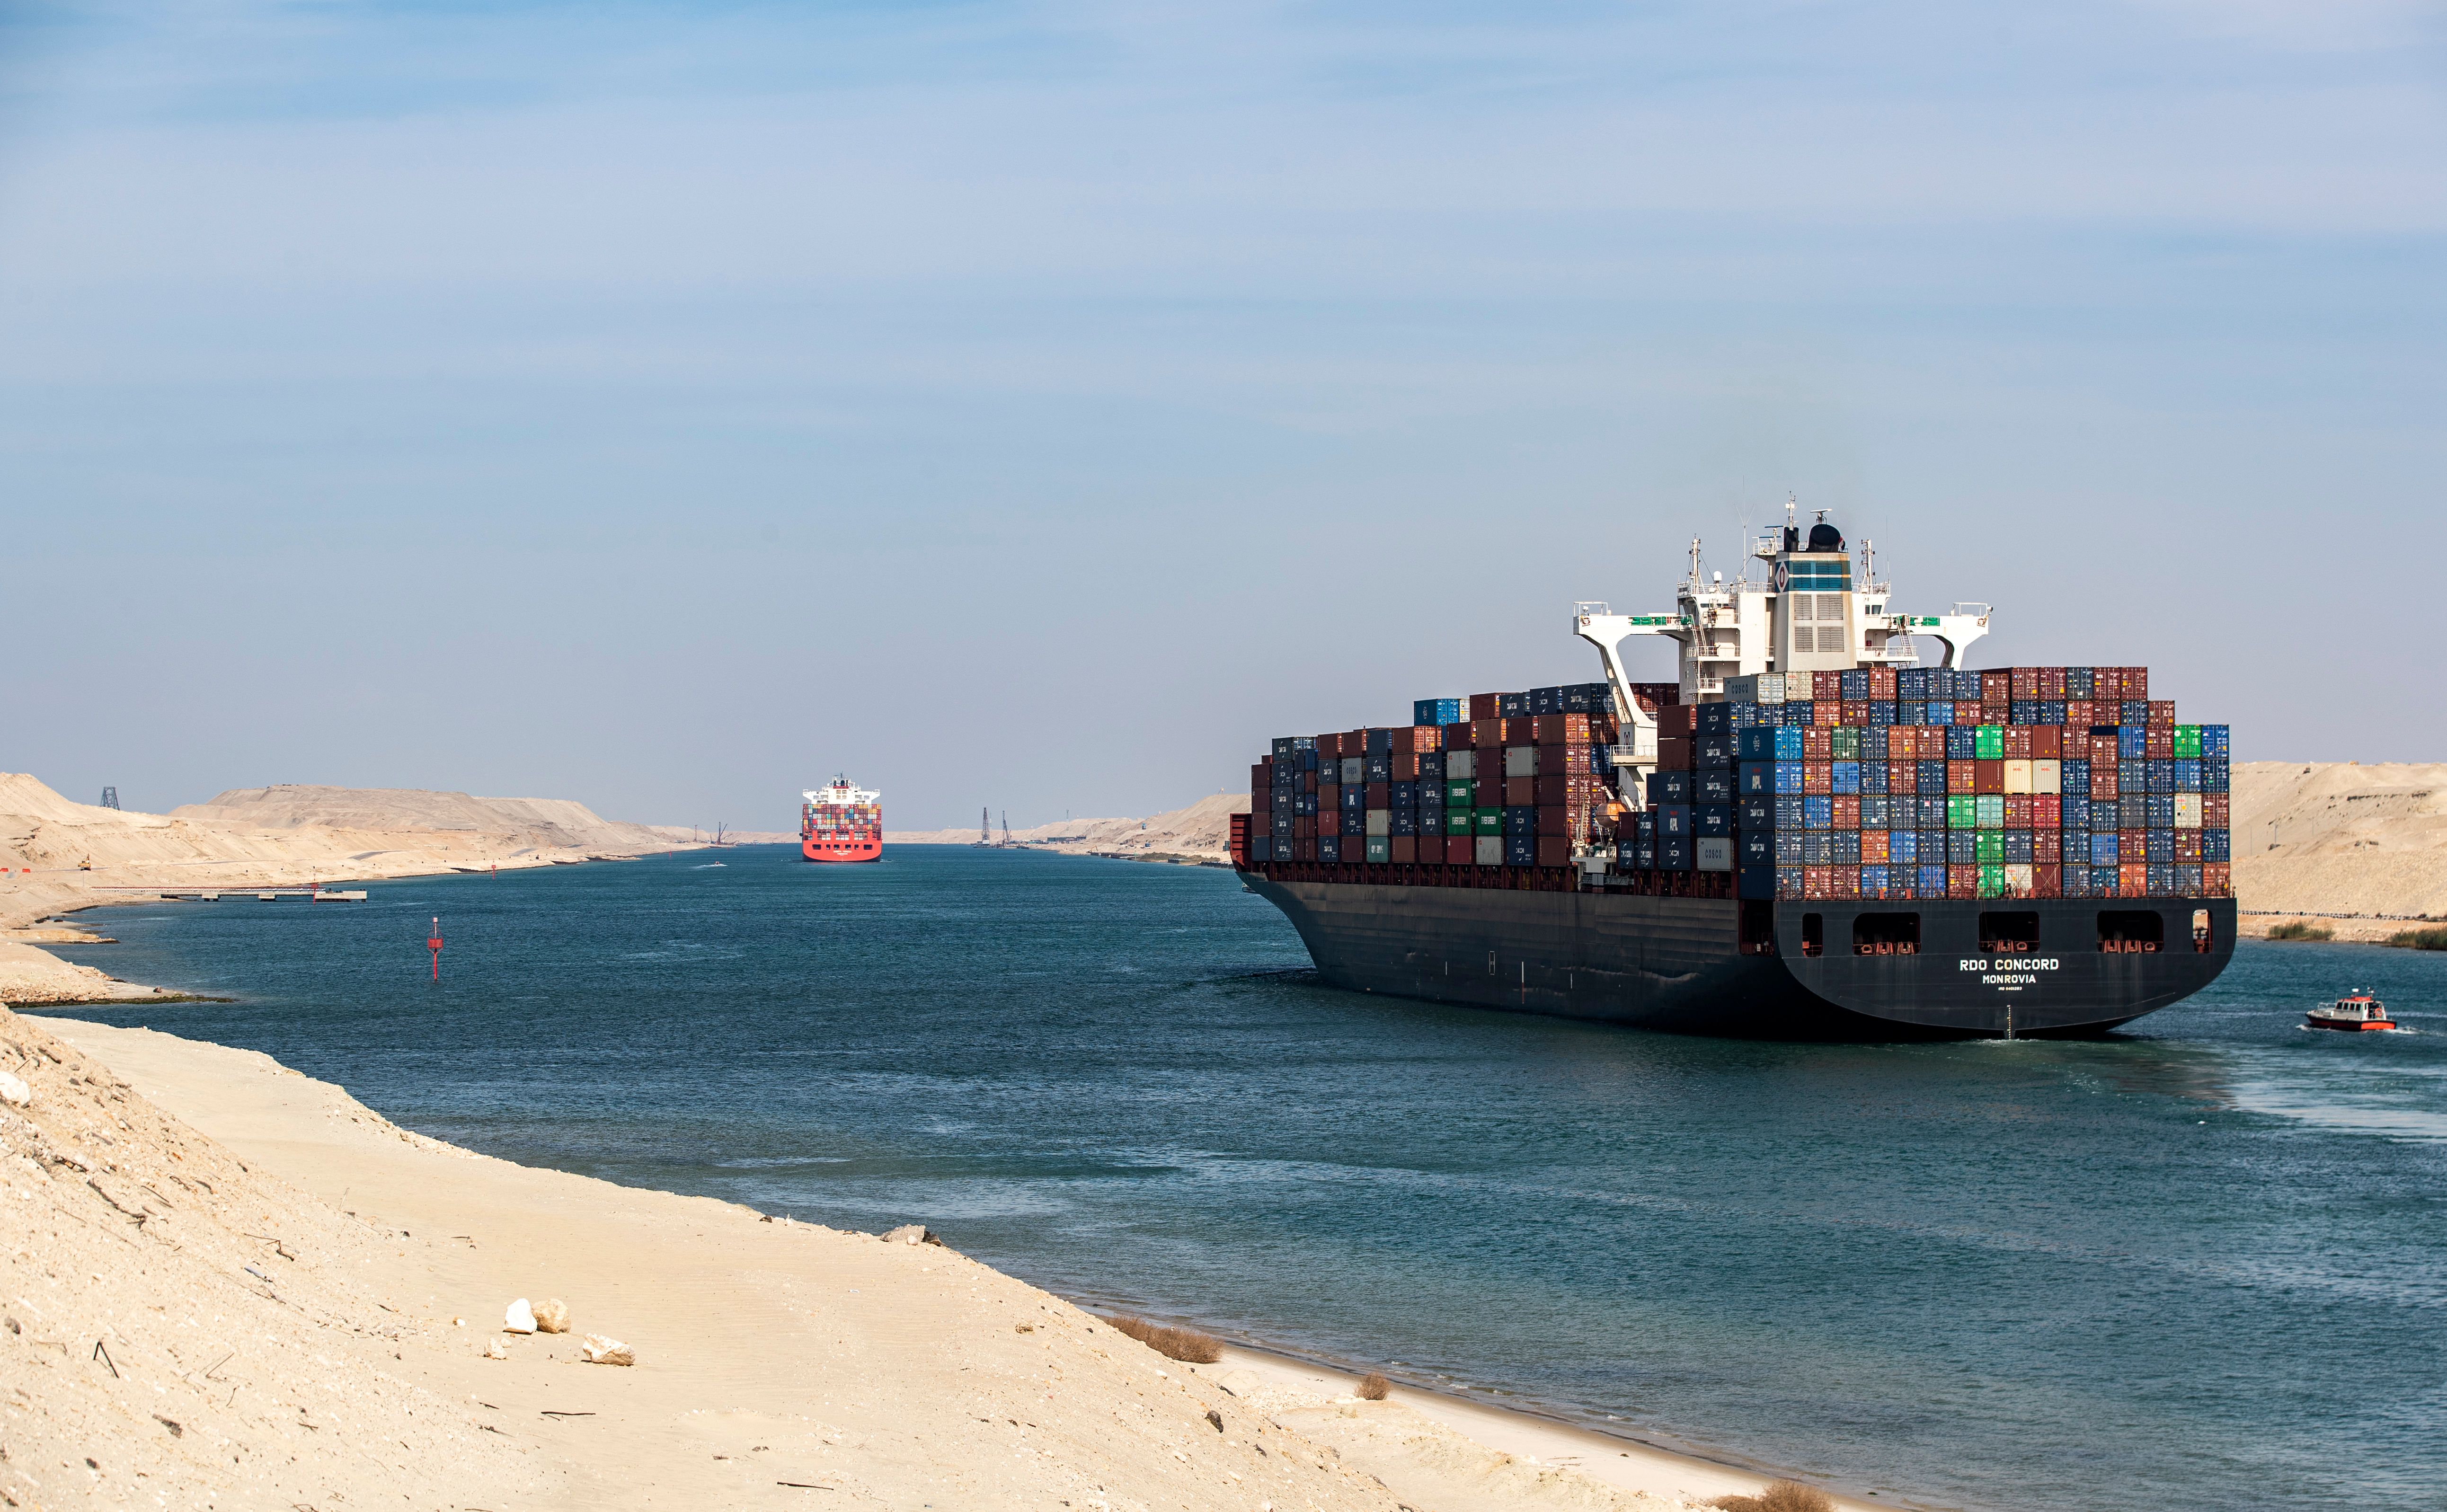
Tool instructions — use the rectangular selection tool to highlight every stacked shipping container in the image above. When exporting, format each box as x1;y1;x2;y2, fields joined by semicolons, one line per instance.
1240;664;2230;905
1246;684;1625;871
1642;665;2229;902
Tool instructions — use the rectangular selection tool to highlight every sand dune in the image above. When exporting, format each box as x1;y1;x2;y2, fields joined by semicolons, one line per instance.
2230;762;2447;939
890;792;1250;864
0;775;700;1002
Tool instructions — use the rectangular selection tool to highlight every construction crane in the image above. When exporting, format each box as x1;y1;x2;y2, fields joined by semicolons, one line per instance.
975;806;992;847
98;787;119;810
1001;811;1013;848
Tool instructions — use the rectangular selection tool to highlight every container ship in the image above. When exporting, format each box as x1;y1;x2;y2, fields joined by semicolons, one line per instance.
1230;508;2235;1038
801;778;882;863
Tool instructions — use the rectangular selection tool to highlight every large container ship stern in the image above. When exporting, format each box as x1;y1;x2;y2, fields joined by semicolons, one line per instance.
1231;505;2236;1039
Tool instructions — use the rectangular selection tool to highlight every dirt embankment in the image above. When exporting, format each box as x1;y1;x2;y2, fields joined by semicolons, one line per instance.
2230;762;2447;940
888;792;1250;865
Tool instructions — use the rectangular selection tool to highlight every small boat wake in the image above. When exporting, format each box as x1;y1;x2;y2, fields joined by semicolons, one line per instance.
693;863;727;869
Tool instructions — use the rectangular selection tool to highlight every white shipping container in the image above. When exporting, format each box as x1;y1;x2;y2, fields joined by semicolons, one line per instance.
1504;746;1539;778
1365;809;1391;837
1696;836;1734;872
2033;759;2061;795
2005;863;2036;896
2174;793;2203;829
1475;835;1504;866
1341;757;1365;784
2004;760;2032;795
1447;749;1477;779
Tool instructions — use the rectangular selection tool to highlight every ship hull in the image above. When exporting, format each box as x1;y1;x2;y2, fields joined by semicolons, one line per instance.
1243;869;2234;1039
801;837;882;864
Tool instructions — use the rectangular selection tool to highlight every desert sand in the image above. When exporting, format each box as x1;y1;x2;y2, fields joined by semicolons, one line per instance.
2228;762;2447;939
888;793;1250;865
0;1004;1840;1512
0;777;699;1004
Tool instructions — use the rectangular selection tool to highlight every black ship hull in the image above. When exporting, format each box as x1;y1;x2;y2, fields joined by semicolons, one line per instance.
1242;868;2234;1039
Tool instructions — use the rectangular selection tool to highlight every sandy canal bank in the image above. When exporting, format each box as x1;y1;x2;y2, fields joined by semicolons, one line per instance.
1;1005;1862;1512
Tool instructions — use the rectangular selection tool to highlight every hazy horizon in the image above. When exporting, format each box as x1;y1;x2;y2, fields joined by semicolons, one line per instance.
4;2;2440;831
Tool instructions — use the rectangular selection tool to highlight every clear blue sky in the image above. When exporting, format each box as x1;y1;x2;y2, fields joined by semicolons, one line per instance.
2;1;2439;830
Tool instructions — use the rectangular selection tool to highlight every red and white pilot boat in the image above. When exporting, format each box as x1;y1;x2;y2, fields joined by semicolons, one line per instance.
2305;992;2395;1032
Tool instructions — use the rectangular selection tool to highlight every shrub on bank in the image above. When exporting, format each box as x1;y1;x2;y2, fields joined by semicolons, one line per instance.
1101;1315;1224;1364
2266;920;2333;941
2384;926;2447;950
1711;1481;1834;1512
1356;1373;1391;1400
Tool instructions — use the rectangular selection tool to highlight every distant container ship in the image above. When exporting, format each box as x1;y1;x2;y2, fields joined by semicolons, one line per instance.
801;778;881;863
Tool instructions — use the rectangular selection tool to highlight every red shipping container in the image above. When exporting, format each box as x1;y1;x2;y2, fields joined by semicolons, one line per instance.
1869;666;1898;699
1505;777;1536;806
1295;838;1317;861
1657;737;1693;771
2011;666;2041;700
1956;701;1986;725
1472;719;1505;749
2031;725;2063;760
2064;700;2094;729
1532;713;1593;744
2174;830;2203;862
2091;770;2118;801
2146;701;2175;728
1318;782;1342;809
1537;806;1569;836
1389;836;1417;863
2119;862;2150;896
2204;861;2231;896
1981;670;2011;704
1834;865;1860;898
2034;831;2061;865
1837;700;1866;727
1974;761;2005;795
1802;727;1833;760
1366;782;1390;808
1833;794;1861;828
1541;744;1595;774
1658;706;1696;739
1948;759;1977;792
1345;729;1370;757
2035;795;2062;828
1252;788;1272;814
1804;761;1833;794
1815;701;1843;727
2034;864;2062;897
2204;794;2230;827
1627;681;1680;714
1895;761;1926;795
2090;735;2119;765
1294;816;1314;838
1445;835;1475;865
2145;730;2173;760
1861;831;1890;864
1313;733;1339;758
1950;865;1980;899
1442;721;1473;749
1537;836;1571;867
1391;753;1419;781
2126;667;2149;700
1803;866;1835;900
2004;795;2032;827
1469;693;1501;721
2093;668;2121;701
2002;726;2033;760
1475;776;1503;807
1810;671;1837;701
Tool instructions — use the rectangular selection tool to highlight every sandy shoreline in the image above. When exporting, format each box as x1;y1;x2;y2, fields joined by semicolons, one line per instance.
1;1005;1878;1512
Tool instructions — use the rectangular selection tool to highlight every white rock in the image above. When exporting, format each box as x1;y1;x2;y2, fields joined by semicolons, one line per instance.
580;1334;635;1366
0;1072;28;1108
482;1338;508;1360
882;1223;938;1246
533;1297;571;1334
503;1298;536;1334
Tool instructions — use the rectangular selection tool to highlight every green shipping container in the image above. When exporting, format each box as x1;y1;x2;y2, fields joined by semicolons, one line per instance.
1474;808;1504;836
1444;780;1475;806
1976;831;2005;864
1976;794;2005;829
1948;795;1978;828
2173;725;2201;759
1976;725;2005;760
1978;863;2007;898
1447;806;1474;833
1365;835;1392;863
1831;727;1861;760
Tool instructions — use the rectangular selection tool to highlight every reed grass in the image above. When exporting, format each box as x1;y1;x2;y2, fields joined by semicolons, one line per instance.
1099;1315;1223;1364
1711;1481;1835;1512
2265;920;2333;941
2385;926;2447;950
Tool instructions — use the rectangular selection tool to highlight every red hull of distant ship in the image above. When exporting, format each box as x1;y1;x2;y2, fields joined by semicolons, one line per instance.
802;836;882;863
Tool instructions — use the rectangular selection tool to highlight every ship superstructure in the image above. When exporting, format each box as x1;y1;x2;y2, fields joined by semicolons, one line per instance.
801;777;882;863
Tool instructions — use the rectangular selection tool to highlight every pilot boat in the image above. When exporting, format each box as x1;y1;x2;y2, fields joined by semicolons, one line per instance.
2305;992;2395;1032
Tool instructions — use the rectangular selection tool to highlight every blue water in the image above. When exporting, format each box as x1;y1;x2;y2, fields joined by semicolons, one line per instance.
42;846;2447;1512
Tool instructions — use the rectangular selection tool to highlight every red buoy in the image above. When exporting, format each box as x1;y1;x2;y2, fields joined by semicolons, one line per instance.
426;917;443;981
